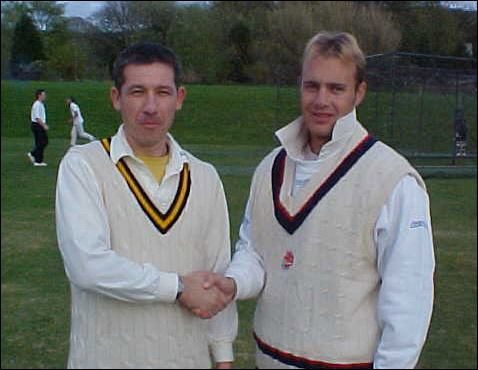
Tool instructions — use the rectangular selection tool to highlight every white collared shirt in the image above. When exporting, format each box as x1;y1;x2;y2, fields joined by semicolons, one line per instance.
31;99;46;123
226;109;435;369
108;126;190;215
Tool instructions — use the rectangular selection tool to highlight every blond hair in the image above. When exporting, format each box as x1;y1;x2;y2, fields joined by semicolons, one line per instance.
303;31;366;84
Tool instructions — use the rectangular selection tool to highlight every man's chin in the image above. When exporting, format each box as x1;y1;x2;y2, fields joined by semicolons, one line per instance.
305;118;334;130
307;114;336;126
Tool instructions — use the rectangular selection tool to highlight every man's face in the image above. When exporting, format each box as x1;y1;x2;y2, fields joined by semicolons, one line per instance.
300;55;366;148
110;62;185;155
39;92;46;101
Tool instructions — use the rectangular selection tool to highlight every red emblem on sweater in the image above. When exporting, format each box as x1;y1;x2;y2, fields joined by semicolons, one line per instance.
281;251;294;269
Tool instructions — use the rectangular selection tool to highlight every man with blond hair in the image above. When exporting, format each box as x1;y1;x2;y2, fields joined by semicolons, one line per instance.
206;31;435;369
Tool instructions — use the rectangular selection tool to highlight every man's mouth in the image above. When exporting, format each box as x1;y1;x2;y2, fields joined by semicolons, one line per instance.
140;120;161;128
310;111;334;122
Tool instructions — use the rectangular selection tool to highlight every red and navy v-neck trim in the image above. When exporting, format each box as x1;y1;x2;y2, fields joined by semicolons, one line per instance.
272;135;378;235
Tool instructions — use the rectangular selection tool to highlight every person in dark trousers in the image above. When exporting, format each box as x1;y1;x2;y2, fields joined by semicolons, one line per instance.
28;89;49;166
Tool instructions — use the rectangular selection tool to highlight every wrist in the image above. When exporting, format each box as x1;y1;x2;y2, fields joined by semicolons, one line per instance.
215;361;233;369
225;277;237;300
176;275;184;301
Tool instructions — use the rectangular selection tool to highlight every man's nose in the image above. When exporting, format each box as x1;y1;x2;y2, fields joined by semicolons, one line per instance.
312;87;330;107
143;92;158;114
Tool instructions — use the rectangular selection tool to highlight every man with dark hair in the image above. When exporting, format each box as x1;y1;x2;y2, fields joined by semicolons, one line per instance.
28;89;48;166
56;42;237;369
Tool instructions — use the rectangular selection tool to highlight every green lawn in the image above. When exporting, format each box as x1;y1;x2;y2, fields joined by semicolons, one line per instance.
1;81;477;369
2;80;477;156
1;136;476;369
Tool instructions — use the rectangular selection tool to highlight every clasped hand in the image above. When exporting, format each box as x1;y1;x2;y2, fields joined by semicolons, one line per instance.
178;271;236;319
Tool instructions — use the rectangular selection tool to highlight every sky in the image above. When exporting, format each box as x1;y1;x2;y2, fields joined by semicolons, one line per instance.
59;1;105;19
59;1;477;19
59;1;200;19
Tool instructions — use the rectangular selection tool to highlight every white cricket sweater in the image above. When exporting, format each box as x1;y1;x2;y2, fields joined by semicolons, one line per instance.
249;118;425;368
56;130;237;368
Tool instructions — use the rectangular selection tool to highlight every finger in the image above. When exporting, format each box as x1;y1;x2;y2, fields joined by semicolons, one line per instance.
192;308;211;319
199;311;213;319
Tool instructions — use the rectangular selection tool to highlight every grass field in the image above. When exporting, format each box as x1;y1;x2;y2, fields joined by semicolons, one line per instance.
1;81;477;369
2;80;477;156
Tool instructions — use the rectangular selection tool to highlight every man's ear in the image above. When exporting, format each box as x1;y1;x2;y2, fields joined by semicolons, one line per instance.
354;81;367;107
176;86;186;111
110;86;121;111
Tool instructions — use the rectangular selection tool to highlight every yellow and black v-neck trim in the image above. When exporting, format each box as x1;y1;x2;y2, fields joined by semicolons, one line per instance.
101;138;191;234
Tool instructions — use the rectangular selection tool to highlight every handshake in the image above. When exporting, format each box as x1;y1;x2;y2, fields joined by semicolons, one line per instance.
177;271;236;319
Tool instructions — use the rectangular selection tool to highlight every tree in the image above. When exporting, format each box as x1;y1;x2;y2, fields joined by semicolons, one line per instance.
28;0;65;31
9;13;45;79
3;1;67;79
130;1;178;44
386;1;466;55
169;3;220;83
209;1;275;83
91;1;137;47
262;1;401;84
2;1;30;78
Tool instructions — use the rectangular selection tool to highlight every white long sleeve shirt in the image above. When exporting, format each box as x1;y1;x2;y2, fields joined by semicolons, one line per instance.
226;110;435;369
69;102;84;125
56;126;237;365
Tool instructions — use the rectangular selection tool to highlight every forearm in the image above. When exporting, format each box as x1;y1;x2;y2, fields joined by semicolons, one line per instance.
225;199;265;300
35;118;48;129
225;246;265;300
374;176;435;368
208;301;238;364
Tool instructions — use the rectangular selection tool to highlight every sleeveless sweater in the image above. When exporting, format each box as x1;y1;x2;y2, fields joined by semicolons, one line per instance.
66;141;230;369
250;123;425;368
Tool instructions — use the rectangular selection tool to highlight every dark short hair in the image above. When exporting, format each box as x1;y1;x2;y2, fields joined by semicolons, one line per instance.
111;42;182;90
35;89;45;99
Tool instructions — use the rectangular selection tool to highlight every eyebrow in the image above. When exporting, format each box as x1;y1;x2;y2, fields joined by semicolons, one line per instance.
126;84;175;92
302;81;347;89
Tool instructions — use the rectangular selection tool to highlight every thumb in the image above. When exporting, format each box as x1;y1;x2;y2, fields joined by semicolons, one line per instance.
202;273;218;289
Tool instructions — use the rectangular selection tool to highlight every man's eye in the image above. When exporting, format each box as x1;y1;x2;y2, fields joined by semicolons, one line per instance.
304;85;318;92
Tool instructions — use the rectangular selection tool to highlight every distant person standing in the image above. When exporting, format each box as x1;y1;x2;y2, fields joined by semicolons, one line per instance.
66;97;96;146
28;89;49;166
454;108;467;156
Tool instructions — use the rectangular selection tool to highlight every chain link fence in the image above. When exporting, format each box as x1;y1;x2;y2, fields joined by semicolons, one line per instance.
275;52;477;170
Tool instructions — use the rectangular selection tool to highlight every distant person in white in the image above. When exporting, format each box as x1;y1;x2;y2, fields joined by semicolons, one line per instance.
66;97;96;146
28;89;49;166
